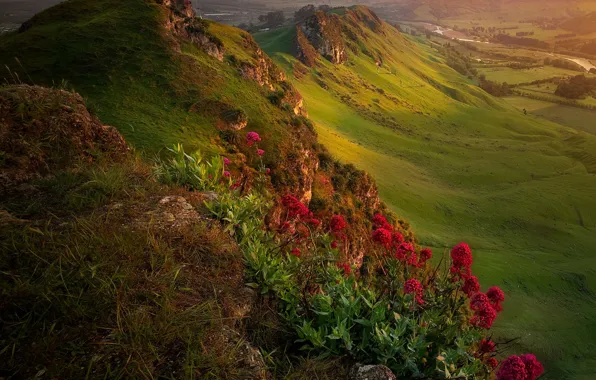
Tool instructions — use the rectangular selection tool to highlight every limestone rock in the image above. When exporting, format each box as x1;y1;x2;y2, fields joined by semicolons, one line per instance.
349;364;396;380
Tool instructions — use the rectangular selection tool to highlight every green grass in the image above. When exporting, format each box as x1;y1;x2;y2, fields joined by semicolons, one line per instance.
256;17;596;379
477;65;584;84
504;96;596;135
0;0;308;170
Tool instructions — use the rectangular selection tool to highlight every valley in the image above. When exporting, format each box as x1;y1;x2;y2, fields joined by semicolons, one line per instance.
1;0;595;379
255;6;596;379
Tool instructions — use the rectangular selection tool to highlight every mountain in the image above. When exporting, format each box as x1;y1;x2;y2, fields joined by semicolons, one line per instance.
256;5;596;379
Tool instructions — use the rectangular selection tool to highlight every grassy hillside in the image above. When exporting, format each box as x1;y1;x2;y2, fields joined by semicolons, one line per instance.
0;0;314;170
256;9;596;379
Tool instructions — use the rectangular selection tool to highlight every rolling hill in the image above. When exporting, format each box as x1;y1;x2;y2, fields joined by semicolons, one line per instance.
255;6;596;379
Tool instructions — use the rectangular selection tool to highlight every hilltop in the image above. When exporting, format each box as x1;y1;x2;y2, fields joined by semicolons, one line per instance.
0;0;594;378
256;5;596;379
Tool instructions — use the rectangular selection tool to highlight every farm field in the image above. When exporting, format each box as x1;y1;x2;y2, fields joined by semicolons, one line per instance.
477;65;584;84
256;19;596;379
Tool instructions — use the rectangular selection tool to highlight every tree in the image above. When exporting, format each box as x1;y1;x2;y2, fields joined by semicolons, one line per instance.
294;4;316;22
258;11;285;27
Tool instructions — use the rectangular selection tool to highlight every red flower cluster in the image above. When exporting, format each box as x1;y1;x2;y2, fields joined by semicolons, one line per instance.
486;357;499;370
223;171;231;178
372;213;392;230
223;157;231;165
290;248;301;257
306;218;320;227
470;293;497;329
246;131;261;147
487;286;505;312
462;276;480;297
337;262;351;276
330;215;346;233
372;228;392;248
404;278;424;304
496;354;543;380
391;231;404;247
478;338;496;354
450;243;473;280
419;248;432;262
257;149;265;156
330;241;338;249
520;354;544;380
282;195;309;219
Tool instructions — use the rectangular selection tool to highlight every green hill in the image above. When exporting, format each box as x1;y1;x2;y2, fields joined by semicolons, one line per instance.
561;11;596;35
256;6;596;379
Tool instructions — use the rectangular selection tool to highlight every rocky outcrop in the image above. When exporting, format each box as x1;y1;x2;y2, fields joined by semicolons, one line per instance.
0;85;128;194
349;364;396;380
239;38;286;90
297;11;348;66
162;0;224;60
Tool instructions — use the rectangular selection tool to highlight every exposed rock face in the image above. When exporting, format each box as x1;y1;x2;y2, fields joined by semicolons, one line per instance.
162;0;224;61
239;38;286;90
219;109;248;130
0;85;128;194
297;11;348;66
280;85;308;116
349;364;396;380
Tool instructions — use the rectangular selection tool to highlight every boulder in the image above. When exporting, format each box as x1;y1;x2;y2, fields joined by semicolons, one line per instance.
349;364;396;380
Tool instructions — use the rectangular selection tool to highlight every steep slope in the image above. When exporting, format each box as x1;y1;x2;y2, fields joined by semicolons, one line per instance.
561;11;596;35
256;6;596;379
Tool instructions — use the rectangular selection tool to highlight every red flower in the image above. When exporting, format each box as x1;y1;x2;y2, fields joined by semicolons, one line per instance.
496;356;526;380
337;262;351;276
404;278;422;294
223;157;231;165
470;293;490;311
391;231;404;247
372;213;389;228
246;131;261;146
520;354;544;380
406;252;418;267
395;242;415;261
282;195;310;219
257;149;265;156
290;248;301;257
462;276;480;297
478;339;496;354
372;228;392;248
419;248;432;262
450;242;473;280
404;278;424;304
307;218;320;226
266;168;271;174
486;357;499;370
330;215;346;232
331;241;338;249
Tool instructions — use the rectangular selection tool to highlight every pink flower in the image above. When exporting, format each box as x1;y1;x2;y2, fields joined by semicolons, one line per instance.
520;354;544;380
462;276;480;297
496;356;526;380
419;248;432;262
395;242;415;261
223;171;231;177
257;149;265;156
266;168;271;174
281;195;310;219
246;131;261;146
404;278;424;304
450;242;473;280
223;157;231;165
